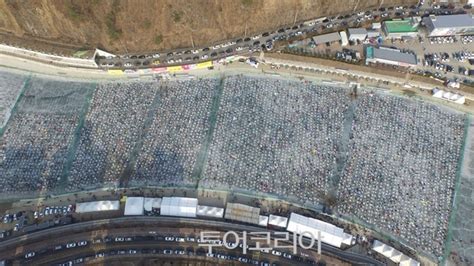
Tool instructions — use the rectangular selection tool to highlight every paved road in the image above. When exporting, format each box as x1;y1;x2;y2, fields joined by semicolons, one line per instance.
96;4;471;70
0;216;383;266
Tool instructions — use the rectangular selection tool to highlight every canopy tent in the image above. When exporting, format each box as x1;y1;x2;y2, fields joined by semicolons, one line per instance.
160;197;198;217
76;200;120;213
268;214;288;228
196;205;224;218
144;198;162;212
124;197;145;216
286;213;350;248
372;240;420;266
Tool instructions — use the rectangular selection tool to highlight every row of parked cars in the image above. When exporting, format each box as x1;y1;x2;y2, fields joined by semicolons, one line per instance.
429;36;457;45
452;51;473;62
2;211;24;224
34;205;74;219
55;247;284;266
461;35;473;44
25;240;88;259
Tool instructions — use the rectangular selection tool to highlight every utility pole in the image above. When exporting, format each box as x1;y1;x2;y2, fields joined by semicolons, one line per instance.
244;21;248;37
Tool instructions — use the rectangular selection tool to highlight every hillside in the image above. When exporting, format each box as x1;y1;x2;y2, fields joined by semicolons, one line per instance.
0;0;416;55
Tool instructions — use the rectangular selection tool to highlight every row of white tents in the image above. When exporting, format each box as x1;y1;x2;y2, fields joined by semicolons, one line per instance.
75;197;419;264
432;88;466;105
372;240;420;266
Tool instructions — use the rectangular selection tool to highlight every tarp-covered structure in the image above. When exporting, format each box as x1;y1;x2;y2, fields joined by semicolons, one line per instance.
286;213;352;248
372;240;420;266
144;198;162;212
225;203;260;225
76;200;120;213
196;205;224;218
160;197;198;217
124;197;145;216
268;214;288;228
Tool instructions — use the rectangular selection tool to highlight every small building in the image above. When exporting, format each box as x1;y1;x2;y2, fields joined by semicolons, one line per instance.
367;30;380;39
382;19;419;39
372;22;382;29
124;197;145;216
160;197;198;217
75;200;120;213
366;46;417;68
340;31;349;46
225;203;260;225
423;14;474;36
348;28;368;41
312;32;341;45
196;205;224;219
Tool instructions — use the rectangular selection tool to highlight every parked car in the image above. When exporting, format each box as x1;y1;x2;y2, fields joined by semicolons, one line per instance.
25;252;35;259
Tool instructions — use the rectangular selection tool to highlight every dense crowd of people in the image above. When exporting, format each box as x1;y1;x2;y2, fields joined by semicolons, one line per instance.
0;75;467;257
337;92;465;257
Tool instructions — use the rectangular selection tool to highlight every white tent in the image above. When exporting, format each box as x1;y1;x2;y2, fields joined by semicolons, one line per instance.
399;255;421;266
432;88;465;104
160;197;198;217
442;91;453;100
144;198;162;212
454;95;465;104
391;250;404;263
196;205;224;218
124;197;145;216
372;240;385;252
372;240;420;266
432;88;444;98
259;215;269;227
268;215;288;228
286;213;349;248
342;233;354;245
225;203;261;225
76;200;120;213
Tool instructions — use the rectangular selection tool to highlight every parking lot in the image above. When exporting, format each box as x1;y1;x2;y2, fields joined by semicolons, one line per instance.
288;28;474;88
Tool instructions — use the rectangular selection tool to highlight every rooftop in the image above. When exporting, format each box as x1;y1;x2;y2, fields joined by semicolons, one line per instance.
367;46;417;65
383;20;418;33
426;14;474;29
312;32;341;44
348;28;368;35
